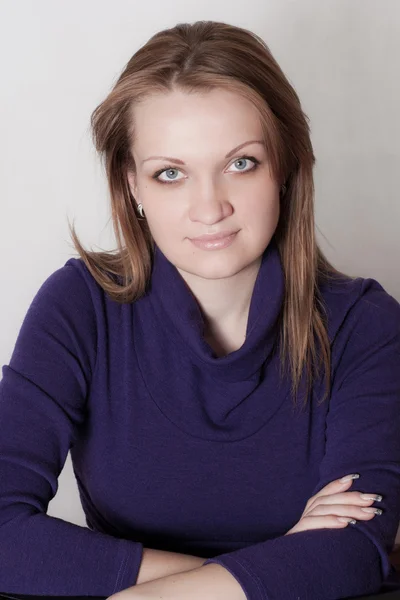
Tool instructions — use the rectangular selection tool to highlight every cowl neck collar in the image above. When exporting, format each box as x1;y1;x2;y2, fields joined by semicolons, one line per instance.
133;235;291;440
148;235;285;383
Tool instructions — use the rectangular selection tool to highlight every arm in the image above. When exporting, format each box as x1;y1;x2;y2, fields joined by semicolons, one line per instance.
199;285;400;600
136;547;206;584
109;563;246;600
0;264;143;597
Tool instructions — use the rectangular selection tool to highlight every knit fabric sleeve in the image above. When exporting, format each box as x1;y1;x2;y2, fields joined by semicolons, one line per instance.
0;263;143;596
203;285;400;600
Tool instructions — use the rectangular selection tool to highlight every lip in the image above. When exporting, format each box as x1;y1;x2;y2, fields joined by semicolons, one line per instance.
189;230;239;251
190;230;238;242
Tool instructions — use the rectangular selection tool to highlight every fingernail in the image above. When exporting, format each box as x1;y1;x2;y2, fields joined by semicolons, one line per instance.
340;474;360;483
361;507;383;515
360;494;383;502
338;517;357;524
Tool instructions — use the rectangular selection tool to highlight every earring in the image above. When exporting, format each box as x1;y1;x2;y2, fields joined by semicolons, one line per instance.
281;184;287;195
137;203;145;219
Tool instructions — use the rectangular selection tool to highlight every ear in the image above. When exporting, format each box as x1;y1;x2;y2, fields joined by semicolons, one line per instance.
126;170;138;199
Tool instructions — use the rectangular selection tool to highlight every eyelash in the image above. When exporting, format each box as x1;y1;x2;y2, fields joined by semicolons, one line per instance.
151;155;261;185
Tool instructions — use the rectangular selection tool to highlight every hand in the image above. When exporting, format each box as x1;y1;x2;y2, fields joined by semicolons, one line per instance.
285;474;383;535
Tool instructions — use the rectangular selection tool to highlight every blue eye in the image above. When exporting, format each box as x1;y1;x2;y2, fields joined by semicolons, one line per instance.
154;167;184;183
229;156;259;172
152;155;261;185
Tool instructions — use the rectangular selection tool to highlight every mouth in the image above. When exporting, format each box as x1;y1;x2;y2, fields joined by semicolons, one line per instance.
189;230;239;250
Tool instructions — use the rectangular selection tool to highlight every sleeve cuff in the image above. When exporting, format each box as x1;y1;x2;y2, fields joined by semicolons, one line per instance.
203;554;268;600
113;539;144;593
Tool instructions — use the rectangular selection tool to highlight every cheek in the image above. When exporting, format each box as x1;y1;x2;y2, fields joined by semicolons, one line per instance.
143;202;185;243
239;191;280;224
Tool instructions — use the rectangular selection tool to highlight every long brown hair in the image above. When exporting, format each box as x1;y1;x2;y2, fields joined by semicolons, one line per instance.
68;20;355;409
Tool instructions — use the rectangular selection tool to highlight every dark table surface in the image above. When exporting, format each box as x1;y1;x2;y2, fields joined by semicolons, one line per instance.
0;593;400;600
0;596;106;600
1;590;400;600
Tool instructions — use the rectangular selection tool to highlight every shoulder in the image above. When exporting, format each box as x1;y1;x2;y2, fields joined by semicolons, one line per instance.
24;257;105;339
8;257;101;380
318;278;400;453
319;273;400;348
318;274;400;393
34;257;104;307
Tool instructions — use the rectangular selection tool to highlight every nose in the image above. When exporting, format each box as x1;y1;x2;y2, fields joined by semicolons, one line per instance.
188;180;233;225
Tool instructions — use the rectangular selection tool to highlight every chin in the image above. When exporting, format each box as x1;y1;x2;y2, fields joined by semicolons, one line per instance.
180;252;248;280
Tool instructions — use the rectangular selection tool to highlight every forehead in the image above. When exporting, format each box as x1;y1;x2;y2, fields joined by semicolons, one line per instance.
130;88;263;153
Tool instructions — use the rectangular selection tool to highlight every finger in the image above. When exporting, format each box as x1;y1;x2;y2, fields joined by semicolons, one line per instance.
304;491;380;513
303;492;379;517
306;503;379;520
286;515;352;535
305;475;359;512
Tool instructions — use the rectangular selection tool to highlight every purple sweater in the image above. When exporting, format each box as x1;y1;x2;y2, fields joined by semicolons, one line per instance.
1;237;400;599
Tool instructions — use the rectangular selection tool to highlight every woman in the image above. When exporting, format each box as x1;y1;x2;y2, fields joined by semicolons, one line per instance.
0;20;399;600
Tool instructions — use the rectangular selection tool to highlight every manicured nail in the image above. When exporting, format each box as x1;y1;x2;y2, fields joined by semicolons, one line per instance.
338;517;357;524
360;494;383;502
361;507;383;515
340;474;360;483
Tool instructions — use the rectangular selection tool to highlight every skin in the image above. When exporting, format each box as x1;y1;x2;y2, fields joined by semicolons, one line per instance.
127;87;280;355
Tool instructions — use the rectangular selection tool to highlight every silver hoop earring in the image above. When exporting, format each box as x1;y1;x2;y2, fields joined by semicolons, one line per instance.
137;203;145;219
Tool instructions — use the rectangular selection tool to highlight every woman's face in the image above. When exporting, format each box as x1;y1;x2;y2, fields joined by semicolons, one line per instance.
127;87;280;281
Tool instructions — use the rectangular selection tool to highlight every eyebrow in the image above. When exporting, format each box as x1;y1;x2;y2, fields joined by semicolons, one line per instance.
141;139;265;165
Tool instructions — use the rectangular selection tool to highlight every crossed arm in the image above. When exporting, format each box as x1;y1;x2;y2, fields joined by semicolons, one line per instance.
108;562;246;600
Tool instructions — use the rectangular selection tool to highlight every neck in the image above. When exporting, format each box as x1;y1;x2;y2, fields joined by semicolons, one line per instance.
176;256;262;354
